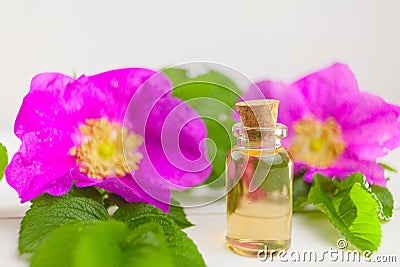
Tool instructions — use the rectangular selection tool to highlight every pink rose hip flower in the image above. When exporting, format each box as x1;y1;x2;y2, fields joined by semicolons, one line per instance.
6;68;211;212
242;63;400;186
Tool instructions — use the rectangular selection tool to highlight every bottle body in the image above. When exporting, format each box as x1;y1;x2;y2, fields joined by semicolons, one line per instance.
225;124;293;256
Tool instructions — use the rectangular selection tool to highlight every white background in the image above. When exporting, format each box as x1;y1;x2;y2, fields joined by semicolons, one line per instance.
0;1;399;266
1;0;400;130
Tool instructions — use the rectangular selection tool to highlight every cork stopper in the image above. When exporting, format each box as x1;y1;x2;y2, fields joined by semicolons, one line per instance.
236;99;279;128
235;99;279;141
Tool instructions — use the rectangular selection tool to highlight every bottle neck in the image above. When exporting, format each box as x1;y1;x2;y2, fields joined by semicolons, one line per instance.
236;136;282;150
232;122;287;150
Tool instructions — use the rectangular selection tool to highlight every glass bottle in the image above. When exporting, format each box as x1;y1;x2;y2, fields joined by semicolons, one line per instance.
225;101;293;257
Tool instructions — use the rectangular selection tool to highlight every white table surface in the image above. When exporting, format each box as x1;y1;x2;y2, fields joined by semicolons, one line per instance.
1;132;399;267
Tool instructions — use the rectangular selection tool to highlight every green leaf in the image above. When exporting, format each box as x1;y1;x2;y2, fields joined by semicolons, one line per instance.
292;172;311;211
113;201;194;229
31;220;98;267
19;197;109;253
0;143;8;180
31;186;103;208
112;202;165;222
32;220;174;267
128;215;206;267
72;220;129;267
308;174;381;252
123;223;174;267
370;185;394;221
168;199;194;229
379;162;398;173
332;172;368;191
163;67;241;187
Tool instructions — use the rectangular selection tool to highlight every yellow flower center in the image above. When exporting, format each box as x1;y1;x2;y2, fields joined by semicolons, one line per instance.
289;117;345;168
69;118;143;179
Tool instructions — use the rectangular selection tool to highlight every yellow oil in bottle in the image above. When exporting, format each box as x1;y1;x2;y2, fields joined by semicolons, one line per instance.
226;146;293;256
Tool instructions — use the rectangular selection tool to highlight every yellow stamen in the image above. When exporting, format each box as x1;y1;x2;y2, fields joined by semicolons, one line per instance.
290;117;345;168
69;118;143;179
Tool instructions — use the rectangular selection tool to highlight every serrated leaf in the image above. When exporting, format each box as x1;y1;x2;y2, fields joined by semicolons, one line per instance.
31;186;103;208
112;202;165;222
379;162;398;173
123;223;173;267
370;185;394;221
19;197;109;253
333;172;368;191
168;199;194;229
292;172;311;211
308;174;381;252
113;201;194;229
163;67;241;187
0;143;8;180
127;215;206;267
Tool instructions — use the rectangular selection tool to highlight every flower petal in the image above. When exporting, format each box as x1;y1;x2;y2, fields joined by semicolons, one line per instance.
336;93;400;160
87;68;165;122
15;73;74;137
5;128;75;202
15;69;160;139
247;63;399;186
122;71;174;131
15;73;112;138
125;74;212;191
330;155;386;186
138;96;211;190
9;68;210;210
293;63;359;120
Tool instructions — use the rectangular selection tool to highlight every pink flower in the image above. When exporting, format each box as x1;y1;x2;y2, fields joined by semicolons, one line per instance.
6;68;211;212
242;63;400;186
